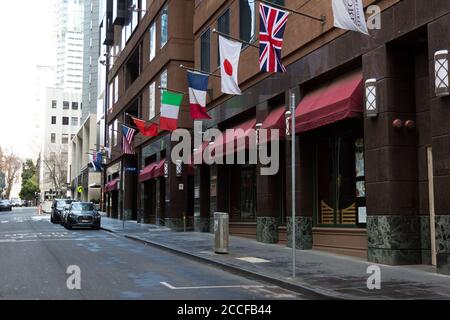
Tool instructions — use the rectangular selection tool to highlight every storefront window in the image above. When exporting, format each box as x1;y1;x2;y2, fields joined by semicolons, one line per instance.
315;120;366;227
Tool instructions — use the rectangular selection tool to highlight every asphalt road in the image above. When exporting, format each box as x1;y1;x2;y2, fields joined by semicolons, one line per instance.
0;207;305;300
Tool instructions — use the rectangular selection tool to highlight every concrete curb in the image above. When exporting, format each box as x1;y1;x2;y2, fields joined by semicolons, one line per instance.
100;225;364;299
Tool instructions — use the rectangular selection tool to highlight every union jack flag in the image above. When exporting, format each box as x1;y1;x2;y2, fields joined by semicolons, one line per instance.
259;3;289;73
121;125;136;155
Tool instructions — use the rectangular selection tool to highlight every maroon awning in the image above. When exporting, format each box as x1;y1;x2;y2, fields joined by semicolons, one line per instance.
139;159;166;182
295;71;363;133
153;159;166;179
260;106;286;144
214;118;257;157
105;178;119;193
139;162;158;183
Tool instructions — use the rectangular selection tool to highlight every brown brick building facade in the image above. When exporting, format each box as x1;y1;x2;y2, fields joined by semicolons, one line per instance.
101;0;450;275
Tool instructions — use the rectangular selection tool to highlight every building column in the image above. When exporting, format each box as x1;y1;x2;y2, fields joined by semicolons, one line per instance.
363;44;421;265
256;101;279;244
122;155;137;221
164;142;191;231
285;88;313;250
428;14;450;274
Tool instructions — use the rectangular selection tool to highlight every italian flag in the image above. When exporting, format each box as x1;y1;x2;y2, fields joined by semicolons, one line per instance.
160;90;184;131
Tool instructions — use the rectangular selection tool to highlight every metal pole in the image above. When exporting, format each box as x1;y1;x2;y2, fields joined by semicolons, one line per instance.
290;92;296;278
103;45;110;214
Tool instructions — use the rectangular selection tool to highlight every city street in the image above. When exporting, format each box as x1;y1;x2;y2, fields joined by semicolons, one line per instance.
0;207;305;300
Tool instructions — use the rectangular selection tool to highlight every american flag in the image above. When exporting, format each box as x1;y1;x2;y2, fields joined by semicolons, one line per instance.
121;125;136;155
259;3;289;73
93;151;103;171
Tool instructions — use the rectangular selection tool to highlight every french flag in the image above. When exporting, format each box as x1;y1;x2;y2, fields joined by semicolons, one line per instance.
187;71;211;120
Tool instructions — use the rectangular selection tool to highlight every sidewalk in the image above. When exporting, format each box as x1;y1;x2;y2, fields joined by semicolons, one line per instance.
100;216;450;300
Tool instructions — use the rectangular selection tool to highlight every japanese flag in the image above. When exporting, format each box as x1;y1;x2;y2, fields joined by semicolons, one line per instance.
219;35;242;95
332;0;369;35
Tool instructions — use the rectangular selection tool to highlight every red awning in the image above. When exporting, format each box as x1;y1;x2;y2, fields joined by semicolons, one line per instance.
260;106;286;144
139;159;166;182
153;159;166;179
295;71;363;133
139;162;158;183
105;178;119;193
214;118;257;157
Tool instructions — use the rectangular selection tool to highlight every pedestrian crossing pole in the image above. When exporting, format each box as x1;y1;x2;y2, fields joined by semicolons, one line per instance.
290;92;296;279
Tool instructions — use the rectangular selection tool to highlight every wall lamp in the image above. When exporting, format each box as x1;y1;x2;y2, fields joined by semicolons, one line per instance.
435;50;449;97
255;123;263;147
163;161;169;178
176;160;183;177
365;79;378;118
285;110;292;136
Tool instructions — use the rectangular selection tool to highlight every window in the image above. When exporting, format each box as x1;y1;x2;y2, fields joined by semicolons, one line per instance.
52;100;57;109
149;82;156;120
72;102;79;110
200;28;211;73
315;121;366;227
217;10;230;65
113;120;118;147
63;101;70;110
62;117;69;125
71;117;79;126
266;0;285;5
109;82;114;109
61;134;69;144
239;0;255;44
160;69;168;103
51;116;56;125
140;0;147;19
160;5;168;48
108;124;113;147
50;133;56;144
114;76;119;103
149;22;156;61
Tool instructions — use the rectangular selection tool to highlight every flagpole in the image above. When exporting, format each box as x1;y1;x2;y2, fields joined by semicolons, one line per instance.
257;0;325;24
158;86;187;95
179;64;221;78
212;29;259;49
124;112;161;125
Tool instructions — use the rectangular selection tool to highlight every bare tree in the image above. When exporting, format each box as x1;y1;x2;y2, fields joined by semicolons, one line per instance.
0;150;22;199
42;150;68;197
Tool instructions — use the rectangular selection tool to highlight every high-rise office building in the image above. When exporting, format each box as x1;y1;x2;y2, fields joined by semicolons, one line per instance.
55;0;85;91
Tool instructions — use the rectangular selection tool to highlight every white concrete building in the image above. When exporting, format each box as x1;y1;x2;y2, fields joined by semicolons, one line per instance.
40;87;82;200
69;114;101;202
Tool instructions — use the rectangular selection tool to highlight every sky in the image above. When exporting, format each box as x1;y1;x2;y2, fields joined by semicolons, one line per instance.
0;0;56;160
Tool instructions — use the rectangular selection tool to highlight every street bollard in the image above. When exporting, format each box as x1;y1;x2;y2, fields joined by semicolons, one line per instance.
183;214;186;232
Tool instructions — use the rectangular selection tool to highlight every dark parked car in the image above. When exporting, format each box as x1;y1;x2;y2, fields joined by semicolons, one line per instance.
51;199;74;224
63;202;101;230
0;200;12;211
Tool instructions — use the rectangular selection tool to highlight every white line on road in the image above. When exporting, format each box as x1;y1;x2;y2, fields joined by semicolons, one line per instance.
160;281;276;290
0;237;112;243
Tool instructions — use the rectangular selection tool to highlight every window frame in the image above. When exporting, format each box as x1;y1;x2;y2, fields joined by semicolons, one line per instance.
200;28;211;73
160;4;169;48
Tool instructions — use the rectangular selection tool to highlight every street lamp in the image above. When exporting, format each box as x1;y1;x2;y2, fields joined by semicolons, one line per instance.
434;50;449;97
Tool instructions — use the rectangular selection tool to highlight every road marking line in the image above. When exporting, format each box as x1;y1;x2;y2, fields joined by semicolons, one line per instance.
160;281;276;290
